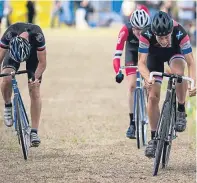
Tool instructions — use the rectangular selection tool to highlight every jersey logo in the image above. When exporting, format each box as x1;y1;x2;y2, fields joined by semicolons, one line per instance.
144;30;152;39
176;31;183;40
36;33;44;42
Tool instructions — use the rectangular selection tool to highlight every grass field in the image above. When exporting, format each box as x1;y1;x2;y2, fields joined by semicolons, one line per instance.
0;27;196;183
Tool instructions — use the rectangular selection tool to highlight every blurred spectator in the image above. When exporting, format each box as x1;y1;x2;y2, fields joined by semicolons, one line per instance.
26;0;36;23
75;1;94;28
4;0;12;27
137;0;162;19
50;0;63;28
0;0;5;35
76;1;94;23
121;0;135;23
177;1;196;45
160;1;173;16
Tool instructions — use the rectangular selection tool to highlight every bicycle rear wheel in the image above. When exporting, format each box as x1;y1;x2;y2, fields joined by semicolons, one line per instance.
153;102;171;176
15;97;29;160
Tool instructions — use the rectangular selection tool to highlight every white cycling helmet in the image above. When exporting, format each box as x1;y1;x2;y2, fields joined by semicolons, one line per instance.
130;9;150;29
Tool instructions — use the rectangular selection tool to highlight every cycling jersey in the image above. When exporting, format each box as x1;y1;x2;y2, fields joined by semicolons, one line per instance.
139;20;192;58
0;22;45;51
113;22;139;75
1;22;46;80
138;20;192;82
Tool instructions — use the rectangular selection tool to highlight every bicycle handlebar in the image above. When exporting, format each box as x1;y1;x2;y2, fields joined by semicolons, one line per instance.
150;71;194;89
0;70;35;81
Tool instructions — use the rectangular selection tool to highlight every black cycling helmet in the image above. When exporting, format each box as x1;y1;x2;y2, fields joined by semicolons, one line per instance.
151;11;173;36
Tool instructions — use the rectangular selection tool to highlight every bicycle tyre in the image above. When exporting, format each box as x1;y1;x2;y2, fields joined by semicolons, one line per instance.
153;102;171;176
162;102;176;168
141;88;148;146
15;97;28;160
135;90;140;149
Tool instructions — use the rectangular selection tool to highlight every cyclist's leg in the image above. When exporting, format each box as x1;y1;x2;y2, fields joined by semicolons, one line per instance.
26;53;42;145
145;55;163;157
125;49;137;139
1;53;20;127
169;54;187;132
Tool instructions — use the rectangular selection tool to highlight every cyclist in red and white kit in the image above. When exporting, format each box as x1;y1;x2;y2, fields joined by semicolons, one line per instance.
113;9;150;139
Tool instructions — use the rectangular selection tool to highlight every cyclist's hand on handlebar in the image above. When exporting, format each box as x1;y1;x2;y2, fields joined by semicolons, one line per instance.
115;71;124;83
188;86;196;97
145;77;155;89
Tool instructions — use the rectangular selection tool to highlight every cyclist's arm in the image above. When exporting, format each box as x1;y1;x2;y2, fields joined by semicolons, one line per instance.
0;31;12;65
138;35;150;81
138;52;149;81
184;52;196;85
113;25;129;74
35;49;46;80
0;47;7;65
35;31;46;80
179;34;196;85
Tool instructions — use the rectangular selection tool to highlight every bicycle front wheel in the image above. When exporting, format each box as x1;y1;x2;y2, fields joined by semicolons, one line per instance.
15;97;29;160
162;102;176;168
153;102;171;176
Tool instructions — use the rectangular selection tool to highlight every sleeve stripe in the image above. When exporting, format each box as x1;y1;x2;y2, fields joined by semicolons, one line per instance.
139;36;150;45
180;35;190;46
37;45;46;51
138;47;148;53
115;53;122;57
0;41;9;48
113;56;121;59
115;50;123;54
182;47;192;54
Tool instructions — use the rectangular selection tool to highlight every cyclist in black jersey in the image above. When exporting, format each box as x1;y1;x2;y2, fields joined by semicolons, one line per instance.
0;22;47;147
138;11;196;158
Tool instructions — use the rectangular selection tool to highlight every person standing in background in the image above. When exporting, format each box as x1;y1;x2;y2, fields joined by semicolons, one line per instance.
26;0;36;23
50;0;63;28
4;0;12;28
0;0;5;35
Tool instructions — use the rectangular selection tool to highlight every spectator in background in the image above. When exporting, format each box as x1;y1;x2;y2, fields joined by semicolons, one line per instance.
177;1;196;45
26;0;36;23
4;0;12;27
121;0;135;24
0;0;5;35
160;1;173;16
137;0;162;19
50;0;63;28
76;1;94;23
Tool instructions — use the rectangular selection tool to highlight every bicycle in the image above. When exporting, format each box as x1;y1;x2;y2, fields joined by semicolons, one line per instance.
0;70;35;160
149;71;194;176
119;66;148;149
